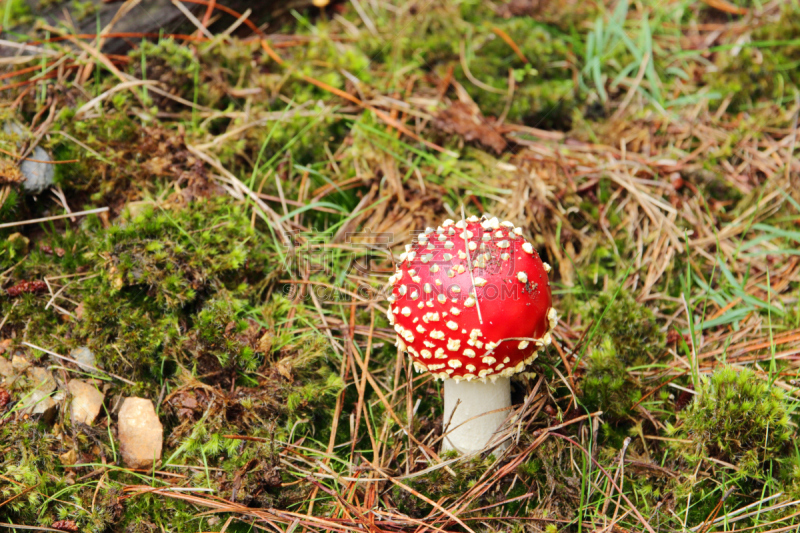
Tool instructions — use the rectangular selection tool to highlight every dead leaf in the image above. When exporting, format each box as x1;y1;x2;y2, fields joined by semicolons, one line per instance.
434;101;507;154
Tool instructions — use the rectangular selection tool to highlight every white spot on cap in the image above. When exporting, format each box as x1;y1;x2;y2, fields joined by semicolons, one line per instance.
443;219;454;227
451;286;461;294
444;241;454;249
412;275;421;283
548;307;558;329
443;253;453;261
431;264;440;273
517;272;528;283
430;330;445;340
446;321;458;331
543;262;552;273
424;340;435;348
463;348;476;357
466;364;476;372
456;265;466;274
398;285;407;295
497;240;510;249
416;324;426;333
410;290;419;300
518;340;529;349
401;307;411;317
437;294;447;304
421;254;433;263
501;253;510;260
468;241;477;251
407;251;416;261
522;242;533;254
449;307;461;316
481;217;500;230
473;277;487;287
420;349;432;359
501;221;514;228
464;297;476;307
447;338;461;351
513;227;523;235
435;348;446;359
482;355;496;365
424;283;432;294
468;215;479;222
448;359;462;369
455;220;466;229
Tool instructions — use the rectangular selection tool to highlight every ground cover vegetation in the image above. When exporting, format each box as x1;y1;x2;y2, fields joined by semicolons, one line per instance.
1;0;800;531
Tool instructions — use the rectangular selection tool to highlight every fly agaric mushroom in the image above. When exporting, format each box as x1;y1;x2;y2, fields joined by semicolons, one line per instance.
386;214;557;454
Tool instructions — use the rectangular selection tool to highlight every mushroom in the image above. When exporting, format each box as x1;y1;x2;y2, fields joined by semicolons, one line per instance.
386;215;557;454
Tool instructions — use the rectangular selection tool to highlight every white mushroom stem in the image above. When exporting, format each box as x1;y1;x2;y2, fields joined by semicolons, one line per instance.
442;377;510;454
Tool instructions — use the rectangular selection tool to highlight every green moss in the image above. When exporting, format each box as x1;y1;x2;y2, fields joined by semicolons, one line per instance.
584;287;664;367
668;366;791;475
706;3;800;111
1;0;32;27
582;336;640;418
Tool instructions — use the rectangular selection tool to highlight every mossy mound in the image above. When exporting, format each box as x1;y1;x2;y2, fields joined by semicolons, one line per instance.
668;366;791;475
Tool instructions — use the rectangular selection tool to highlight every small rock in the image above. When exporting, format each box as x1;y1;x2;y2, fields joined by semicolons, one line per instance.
70;346;97;371
4;122;54;194
11;355;30;373
20;145;55;193
27;367;57;394
0;357;14;378
118;397;163;469
67;379;104;425
21;390;57;421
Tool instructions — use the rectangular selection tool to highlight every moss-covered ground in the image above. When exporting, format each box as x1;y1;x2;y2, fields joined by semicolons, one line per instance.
2;0;800;531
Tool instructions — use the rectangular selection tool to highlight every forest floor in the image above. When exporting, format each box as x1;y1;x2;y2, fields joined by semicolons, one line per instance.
1;0;800;532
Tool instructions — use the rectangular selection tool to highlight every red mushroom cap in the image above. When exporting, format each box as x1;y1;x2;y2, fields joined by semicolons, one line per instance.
386;215;557;382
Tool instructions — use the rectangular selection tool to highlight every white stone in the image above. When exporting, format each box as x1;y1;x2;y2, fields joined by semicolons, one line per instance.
118;398;163;469
70;346;98;371
68;380;104;425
